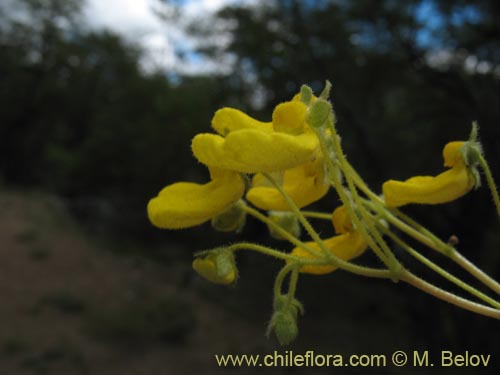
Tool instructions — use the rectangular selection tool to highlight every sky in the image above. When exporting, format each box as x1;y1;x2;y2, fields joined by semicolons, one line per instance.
82;0;252;74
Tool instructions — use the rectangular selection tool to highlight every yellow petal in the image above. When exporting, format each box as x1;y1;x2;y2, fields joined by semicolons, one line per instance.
272;101;307;135
443;141;465;167
246;159;328;210
291;233;367;275
211;107;273;136
192;256;236;285
382;165;473;207
191;130;319;173
147;170;245;229
331;205;353;234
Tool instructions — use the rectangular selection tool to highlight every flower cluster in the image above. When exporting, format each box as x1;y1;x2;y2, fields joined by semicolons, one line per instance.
148;93;328;231
148;82;500;345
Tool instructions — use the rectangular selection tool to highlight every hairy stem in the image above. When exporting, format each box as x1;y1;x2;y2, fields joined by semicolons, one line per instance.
401;271;500;319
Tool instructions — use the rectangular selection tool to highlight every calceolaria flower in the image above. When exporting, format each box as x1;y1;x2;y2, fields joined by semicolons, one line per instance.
290;205;368;275
191;100;320;173
147;167;245;229
246;157;329;211
148;82;500;346
192;250;237;285
382;141;477;207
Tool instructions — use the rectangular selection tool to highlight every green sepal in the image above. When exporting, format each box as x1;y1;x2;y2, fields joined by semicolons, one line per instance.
267;310;298;346
192;248;238;285
267;211;301;240
460;123;484;189
319;80;332;100
307;98;332;128
266;293;304;346
299;85;313;105
211;200;247;233
273;294;305;319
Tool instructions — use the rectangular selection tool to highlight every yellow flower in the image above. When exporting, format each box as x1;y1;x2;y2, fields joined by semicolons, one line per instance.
331;204;353;234
192;253;237;285
290;206;368;275
191;100;320;173
211;107;273;136
147;168;245;229
246;158;329;211
382;141;475;207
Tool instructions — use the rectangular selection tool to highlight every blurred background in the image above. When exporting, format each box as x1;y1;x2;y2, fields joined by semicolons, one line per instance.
0;0;499;373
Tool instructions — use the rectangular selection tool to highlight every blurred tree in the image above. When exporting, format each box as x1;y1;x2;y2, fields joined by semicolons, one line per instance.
0;0;239;238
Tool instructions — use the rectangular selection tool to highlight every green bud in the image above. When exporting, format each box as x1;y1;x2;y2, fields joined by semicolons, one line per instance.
215;250;237;278
299;85;313;105
267;211;301;240
267;310;299;346
273;294;304;319
470;166;482;189
211;200;247;233
307;98;332;128
460;123;484;190
192;249;237;285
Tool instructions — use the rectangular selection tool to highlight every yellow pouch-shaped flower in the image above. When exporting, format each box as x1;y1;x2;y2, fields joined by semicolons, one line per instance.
191;130;318;173
192;100;319;173
382;141;474;207
291;233;368;275
147;168;245;229
246;158;328;210
290;205;367;275
211;107;273;135
331;204;353;234
192;253;236;285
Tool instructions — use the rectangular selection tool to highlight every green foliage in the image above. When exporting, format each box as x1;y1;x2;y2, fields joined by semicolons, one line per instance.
0;0;238;238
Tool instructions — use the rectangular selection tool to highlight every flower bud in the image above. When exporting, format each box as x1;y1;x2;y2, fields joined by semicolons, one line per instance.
307;98;332;128
273;294;304;319
267;310;298;346
211;200;247;233
267;294;304;345
192;250;237;285
267;211;301;240
299;85;313;105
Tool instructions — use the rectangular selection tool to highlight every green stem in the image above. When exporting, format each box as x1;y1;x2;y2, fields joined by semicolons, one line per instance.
319;123;400;274
331;125;500;292
258;175;393;279
365;200;500;294
286;266;300;307
452;252;500;295
477;153;500;217
319;120;500;301
401;270;500;319
274;263;296;297
224;242;318;264
365;199;449;255
263;172;328;256
242;205;322;258
346;162;383;203
392;207;453;254
379;224;500;308
300;211;332;220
